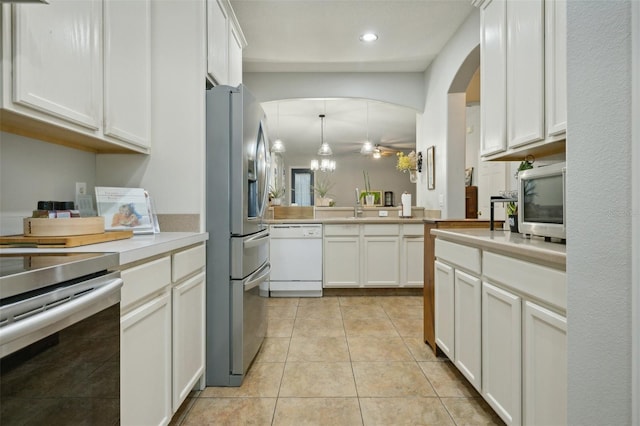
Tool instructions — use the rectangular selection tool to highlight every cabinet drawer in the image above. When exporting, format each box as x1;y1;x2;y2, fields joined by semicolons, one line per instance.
363;224;400;236
402;224;424;236
324;224;360;236
172;244;206;282
483;251;566;311
121;256;172;310
435;239;481;274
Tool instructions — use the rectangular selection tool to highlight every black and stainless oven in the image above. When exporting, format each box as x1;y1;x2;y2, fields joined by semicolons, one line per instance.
0;252;122;425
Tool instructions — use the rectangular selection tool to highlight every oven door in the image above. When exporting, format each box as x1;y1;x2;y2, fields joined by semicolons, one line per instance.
0;272;122;424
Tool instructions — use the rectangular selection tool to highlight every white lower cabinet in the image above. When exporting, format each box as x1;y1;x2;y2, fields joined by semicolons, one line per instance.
120;243;206;425
482;281;522;425
434;260;455;359
172;272;206;412
434;236;566;425
363;236;399;286
454;270;482;391
401;225;424;287
121;291;172;426
323;223;422;288
324;235;360;287
523;301;567;425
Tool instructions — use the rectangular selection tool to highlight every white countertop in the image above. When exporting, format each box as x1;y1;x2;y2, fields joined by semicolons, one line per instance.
0;232;209;266
431;228;566;269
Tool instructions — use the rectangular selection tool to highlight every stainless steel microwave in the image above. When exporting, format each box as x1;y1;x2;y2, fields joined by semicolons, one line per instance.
518;162;566;241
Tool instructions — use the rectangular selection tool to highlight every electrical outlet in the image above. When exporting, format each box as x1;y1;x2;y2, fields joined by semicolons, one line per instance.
378;210;388;217
76;182;87;196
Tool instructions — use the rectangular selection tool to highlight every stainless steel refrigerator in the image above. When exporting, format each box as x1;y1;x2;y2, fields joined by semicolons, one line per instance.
205;84;271;386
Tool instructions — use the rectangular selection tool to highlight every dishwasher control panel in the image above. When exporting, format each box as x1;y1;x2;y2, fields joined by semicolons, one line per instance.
270;224;322;238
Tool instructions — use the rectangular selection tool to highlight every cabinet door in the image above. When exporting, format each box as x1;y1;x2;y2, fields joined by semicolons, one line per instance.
545;0;567;137
363;236;400;287
506;0;545;148
121;291;172;426
228;22;243;86
480;0;507;156
103;0;151;148
523;301;567;426
207;0;229;84
172;272;206;412
12;0;101;129
324;237;360;287
454;270;482;391
401;236;424;287
482;281;522;426
434;260;455;359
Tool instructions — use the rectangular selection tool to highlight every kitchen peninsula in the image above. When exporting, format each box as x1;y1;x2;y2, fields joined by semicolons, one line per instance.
431;228;566;425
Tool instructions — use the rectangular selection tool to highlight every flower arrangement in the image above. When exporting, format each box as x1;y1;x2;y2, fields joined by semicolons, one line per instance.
360;170;374;201
396;151;417;172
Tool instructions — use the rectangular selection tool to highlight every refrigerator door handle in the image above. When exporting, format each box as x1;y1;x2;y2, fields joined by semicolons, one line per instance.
243;231;270;249
244;262;270;292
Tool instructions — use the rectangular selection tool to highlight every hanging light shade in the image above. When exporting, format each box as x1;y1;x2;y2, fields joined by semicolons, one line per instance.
317;114;332;156
271;139;286;153
361;102;373;155
271;103;286;153
373;146;382;159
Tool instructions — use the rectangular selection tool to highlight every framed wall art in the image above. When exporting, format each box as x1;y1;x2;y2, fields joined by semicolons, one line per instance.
427;146;435;190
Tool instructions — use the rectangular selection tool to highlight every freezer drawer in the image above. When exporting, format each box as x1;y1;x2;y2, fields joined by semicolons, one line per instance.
230;229;269;280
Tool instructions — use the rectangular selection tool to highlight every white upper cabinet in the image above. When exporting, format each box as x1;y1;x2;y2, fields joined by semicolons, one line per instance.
103;0;151;149
11;1;102;130
479;0;507;156
476;0;567;160
506;0;545;149
545;0;567;137
207;0;229;85
207;0;246;86
0;1;152;153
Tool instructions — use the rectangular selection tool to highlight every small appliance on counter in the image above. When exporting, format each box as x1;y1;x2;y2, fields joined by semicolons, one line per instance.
384;191;394;207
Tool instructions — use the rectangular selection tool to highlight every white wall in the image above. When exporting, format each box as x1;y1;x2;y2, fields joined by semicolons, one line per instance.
243;72;425;111
567;1;634;424
280;151;416;208
465;105;480;187
416;9;480;217
0;132;96;235
96;0;206;229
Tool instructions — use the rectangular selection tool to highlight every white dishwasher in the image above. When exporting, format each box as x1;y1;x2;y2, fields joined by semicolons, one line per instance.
269;224;323;297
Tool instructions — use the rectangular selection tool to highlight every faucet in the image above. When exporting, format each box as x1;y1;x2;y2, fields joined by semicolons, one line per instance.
354;188;363;217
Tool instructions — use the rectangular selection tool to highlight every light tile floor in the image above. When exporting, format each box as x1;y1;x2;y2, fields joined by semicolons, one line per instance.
170;295;504;425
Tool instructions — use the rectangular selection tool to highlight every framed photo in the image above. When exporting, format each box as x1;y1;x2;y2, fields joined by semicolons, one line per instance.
361;190;382;206
95;187;155;234
427;146;435;190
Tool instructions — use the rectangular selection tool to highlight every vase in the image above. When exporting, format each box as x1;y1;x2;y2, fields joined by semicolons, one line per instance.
271;198;282;206
409;169;418;183
365;194;375;206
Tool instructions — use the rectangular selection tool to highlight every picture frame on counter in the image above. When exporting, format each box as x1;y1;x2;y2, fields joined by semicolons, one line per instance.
95;186;157;234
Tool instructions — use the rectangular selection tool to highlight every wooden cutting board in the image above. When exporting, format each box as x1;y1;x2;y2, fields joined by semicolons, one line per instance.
0;230;134;248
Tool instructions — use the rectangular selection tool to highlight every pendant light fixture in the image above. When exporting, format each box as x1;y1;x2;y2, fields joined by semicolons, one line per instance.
310;113;335;172
317;114;332;156
271;102;286;153
360;101;374;155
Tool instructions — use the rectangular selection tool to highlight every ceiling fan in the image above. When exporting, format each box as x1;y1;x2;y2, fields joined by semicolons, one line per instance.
360;143;400;158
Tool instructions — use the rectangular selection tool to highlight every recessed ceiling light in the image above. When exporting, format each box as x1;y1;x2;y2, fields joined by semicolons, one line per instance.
360;33;378;42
